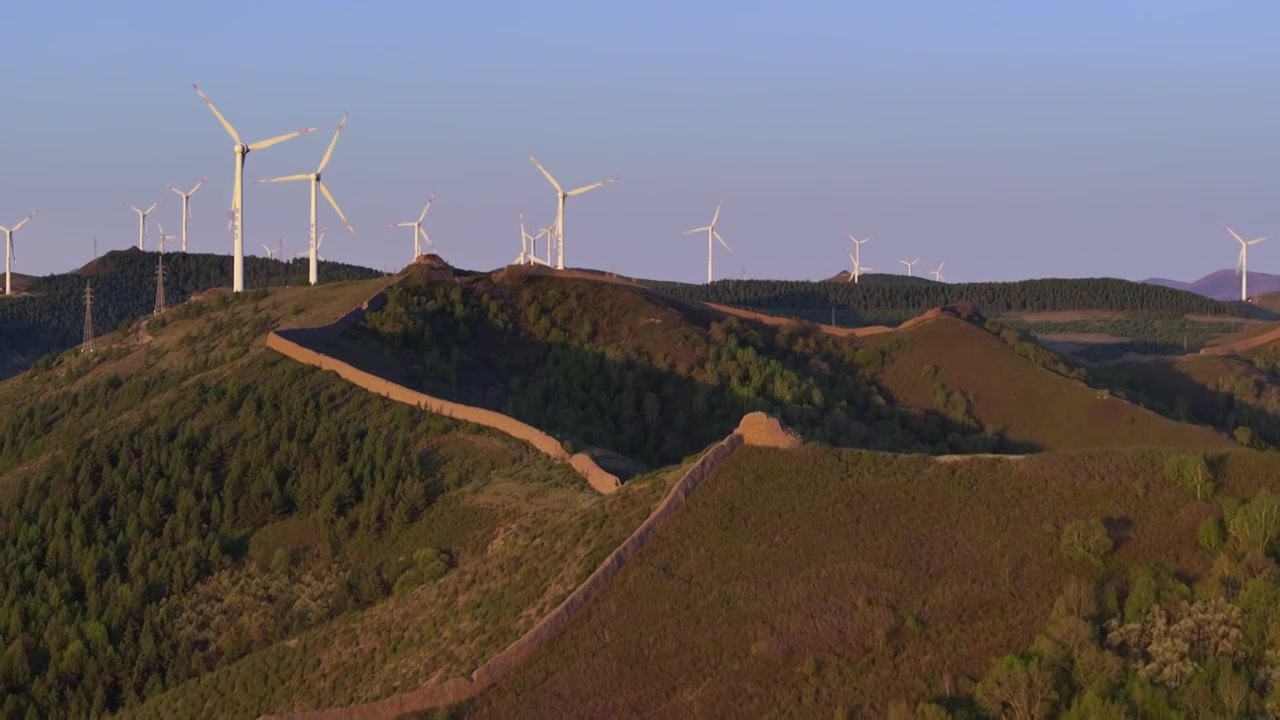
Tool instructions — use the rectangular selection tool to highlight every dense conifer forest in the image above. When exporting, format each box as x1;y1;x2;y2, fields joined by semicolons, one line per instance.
645;277;1252;324
0;250;382;379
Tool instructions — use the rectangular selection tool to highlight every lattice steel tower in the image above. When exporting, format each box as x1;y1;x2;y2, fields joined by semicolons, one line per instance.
81;281;95;353
153;254;166;315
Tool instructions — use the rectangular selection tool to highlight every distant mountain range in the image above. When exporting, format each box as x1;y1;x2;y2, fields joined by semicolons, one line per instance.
1143;269;1280;302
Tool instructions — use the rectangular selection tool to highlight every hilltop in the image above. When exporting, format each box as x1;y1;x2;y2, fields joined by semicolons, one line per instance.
0;248;383;380
1145;268;1280;301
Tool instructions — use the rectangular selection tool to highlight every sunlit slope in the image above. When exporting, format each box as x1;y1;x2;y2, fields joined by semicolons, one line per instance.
462;444;1280;719
862;314;1234;452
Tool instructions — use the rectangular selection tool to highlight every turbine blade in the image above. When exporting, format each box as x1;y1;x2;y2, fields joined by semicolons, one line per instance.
1250;237;1268;245
10;212;35;232
193;85;242;145
418;192;435;223
248;128;318;152
528;155;563;194
394;222;416;228
714;230;731;251
317;112;348;172
567;178;616;197
711;201;722;227
189;177;206;195
418;227;432;247
684;226;710;234
319;181;354;234
256;174;312;184
145;201;158;214
130;205;142;215
1226;226;1246;244
169;185;185;197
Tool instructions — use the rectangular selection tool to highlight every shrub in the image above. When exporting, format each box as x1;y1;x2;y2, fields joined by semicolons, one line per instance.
1163;453;1215;501
1197;517;1224;553
1228;490;1280;555
1059;519;1113;572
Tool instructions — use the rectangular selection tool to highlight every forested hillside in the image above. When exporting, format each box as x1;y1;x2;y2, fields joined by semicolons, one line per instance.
646;277;1252;326
0;281;640;719
324;268;1002;467
0;249;383;379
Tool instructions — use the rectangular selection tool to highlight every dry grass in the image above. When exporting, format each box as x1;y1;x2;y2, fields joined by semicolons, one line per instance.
125;461;671;720
463;444;1280;719
861;316;1234;451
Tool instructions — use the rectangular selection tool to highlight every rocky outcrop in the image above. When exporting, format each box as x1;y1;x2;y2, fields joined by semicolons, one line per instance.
735;411;803;449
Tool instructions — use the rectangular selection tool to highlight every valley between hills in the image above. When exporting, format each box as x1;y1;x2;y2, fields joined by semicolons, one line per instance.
7;254;1280;718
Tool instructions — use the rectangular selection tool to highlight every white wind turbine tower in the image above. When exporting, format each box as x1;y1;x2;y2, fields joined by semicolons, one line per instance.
130;199;159;250
683;202;731;284
899;257;920;277
257;113;355;285
0;211;36;297
1226;226;1267;302
194;84;318;293
930;262;945;282
393;193;435;261
849;234;872;283
167;177;206;252
528;155;616;270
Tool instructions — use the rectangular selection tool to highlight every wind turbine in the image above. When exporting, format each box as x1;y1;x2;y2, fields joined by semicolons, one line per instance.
257;112;355;285
130;199;159;250
1226;226;1267;302
0;212;35;296
848;252;874;283
393;193;434;261
262;243;279;260
295;227;328;262
930;262;945;282
528;155;616;270
167;177;206;252
155;223;176;254
899;258;920;277
849;234;872;283
683;202;731;284
194;84;318;293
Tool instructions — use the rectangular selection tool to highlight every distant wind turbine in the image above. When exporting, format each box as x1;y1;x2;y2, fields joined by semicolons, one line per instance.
930;262;945;282
295;227;328;262
517;212;552;266
262;243;279;260
849;234;871;283
393;193;435;261
155;223;176;254
130;199;159;250
899;258;920;277
848;252;874;282
528;155;616;270
0;211;36;296
258;113;355;285
167;178;206;252
194;84;317;293
1226;226;1267;302
684;202;730;284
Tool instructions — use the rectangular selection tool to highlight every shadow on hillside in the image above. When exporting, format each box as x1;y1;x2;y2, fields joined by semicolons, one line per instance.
281;301;1026;474
1092;359;1280;448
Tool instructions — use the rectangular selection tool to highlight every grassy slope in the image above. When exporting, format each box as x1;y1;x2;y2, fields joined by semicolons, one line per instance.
463;444;1280;719
863;315;1234;452
0;278;668;719
125;460;669;720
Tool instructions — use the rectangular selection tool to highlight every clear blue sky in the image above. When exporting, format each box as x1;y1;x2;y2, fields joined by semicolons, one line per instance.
3;0;1280;283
